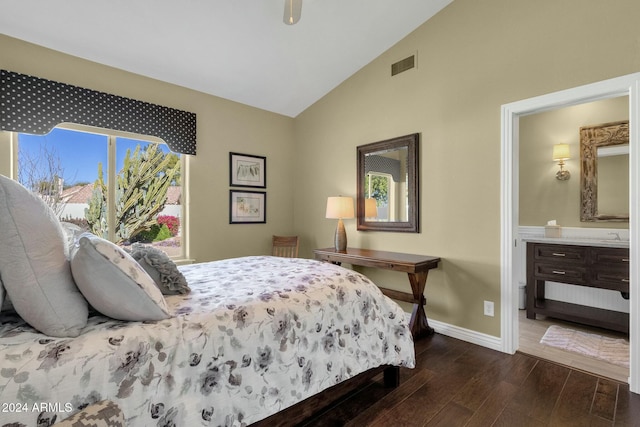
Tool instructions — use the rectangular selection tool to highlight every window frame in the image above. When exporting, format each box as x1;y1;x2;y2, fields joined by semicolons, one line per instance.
12;123;189;261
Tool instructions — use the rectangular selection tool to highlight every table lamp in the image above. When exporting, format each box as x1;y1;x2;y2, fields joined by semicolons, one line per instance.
325;196;354;251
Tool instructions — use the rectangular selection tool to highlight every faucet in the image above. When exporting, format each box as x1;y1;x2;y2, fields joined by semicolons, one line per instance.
608;232;621;241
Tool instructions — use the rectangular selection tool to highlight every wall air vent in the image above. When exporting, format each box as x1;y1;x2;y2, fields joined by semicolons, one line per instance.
391;54;416;76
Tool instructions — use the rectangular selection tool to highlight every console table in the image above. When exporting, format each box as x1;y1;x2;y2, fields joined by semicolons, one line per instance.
525;240;629;333
313;247;441;339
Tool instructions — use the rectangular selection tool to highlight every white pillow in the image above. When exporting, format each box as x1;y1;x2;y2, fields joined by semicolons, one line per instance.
60;221;84;256
0;175;88;337
70;233;170;321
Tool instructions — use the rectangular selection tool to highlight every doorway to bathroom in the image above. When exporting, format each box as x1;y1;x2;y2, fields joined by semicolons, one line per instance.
499;72;640;393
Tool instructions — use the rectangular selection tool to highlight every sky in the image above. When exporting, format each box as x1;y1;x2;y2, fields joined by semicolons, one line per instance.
18;127;172;186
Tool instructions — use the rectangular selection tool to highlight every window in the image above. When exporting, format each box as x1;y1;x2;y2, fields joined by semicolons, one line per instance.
16;126;185;259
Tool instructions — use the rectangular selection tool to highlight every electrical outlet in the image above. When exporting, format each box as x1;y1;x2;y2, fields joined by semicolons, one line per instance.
484;300;494;317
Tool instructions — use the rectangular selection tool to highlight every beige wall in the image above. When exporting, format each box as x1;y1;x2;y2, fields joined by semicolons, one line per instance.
519;97;629;228
0;35;296;262
293;0;640;336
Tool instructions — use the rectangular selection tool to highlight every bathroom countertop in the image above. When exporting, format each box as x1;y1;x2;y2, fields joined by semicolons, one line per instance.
521;236;629;248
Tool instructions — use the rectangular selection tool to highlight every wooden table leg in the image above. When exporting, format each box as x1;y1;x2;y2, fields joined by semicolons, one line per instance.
407;271;434;338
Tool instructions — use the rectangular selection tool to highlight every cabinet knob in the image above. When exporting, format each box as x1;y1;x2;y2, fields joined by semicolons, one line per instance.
622;258;630;262
552;270;566;275
552;253;566;257
622;279;630;283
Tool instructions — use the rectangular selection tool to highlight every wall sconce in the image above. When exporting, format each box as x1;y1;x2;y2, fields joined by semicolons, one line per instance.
326;196;354;252
552;143;571;181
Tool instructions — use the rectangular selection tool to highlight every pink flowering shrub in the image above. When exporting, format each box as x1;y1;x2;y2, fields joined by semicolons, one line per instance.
157;215;180;236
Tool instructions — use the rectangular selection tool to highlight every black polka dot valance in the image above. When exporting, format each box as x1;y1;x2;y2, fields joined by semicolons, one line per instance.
365;155;403;182
0;70;196;155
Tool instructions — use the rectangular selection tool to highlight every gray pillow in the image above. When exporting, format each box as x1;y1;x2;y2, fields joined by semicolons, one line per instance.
127;243;190;295
0;175;88;337
70;233;170;321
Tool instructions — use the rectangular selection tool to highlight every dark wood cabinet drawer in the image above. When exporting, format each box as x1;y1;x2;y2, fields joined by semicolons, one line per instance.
592;268;630;291
534;262;587;284
592;247;630;265
533;244;587;264
590;247;630;291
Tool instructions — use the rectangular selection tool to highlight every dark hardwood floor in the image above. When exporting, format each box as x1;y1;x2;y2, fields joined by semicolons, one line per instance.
299;333;640;426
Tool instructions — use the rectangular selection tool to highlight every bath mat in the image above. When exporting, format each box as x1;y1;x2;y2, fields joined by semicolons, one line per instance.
540;325;629;368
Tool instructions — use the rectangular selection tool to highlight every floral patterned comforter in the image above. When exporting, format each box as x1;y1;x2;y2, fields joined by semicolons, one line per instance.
0;256;415;426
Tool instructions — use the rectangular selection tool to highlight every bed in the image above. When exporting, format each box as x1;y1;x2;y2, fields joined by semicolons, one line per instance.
0;174;414;426
0;255;415;426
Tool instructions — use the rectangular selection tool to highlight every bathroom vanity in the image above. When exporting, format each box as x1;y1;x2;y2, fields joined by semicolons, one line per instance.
525;238;629;333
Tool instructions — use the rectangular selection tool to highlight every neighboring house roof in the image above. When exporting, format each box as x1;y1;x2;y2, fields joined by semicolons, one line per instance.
166;186;181;205
61;184;181;205
61;184;95;204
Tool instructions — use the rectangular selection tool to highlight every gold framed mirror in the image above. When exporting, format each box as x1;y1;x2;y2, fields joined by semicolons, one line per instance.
580;120;629;222
357;133;419;232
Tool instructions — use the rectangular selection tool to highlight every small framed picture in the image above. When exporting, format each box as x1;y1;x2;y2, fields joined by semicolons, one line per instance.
229;190;266;224
229;152;266;188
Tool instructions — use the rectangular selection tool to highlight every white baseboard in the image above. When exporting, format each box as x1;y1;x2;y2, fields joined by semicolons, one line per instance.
429;318;503;352
403;312;502;352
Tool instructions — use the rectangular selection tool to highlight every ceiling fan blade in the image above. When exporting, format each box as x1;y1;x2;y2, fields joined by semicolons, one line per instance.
283;0;302;25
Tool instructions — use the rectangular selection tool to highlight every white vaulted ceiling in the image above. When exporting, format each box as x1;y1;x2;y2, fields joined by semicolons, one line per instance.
0;0;452;117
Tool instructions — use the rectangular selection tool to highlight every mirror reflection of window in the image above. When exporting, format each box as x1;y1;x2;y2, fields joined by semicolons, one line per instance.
363;148;408;222
365;172;393;221
597;144;629;216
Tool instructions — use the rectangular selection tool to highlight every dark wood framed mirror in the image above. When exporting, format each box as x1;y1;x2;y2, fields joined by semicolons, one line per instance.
357;133;419;232
580;120;629;222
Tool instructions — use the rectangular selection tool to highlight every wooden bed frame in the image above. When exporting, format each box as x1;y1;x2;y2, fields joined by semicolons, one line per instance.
253;366;399;426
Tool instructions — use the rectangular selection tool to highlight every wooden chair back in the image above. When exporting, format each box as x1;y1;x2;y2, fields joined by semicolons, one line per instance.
272;235;299;258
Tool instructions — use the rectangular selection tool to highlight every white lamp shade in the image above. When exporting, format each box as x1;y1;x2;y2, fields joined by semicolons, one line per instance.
326;196;355;219
552;143;570;161
364;198;378;218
